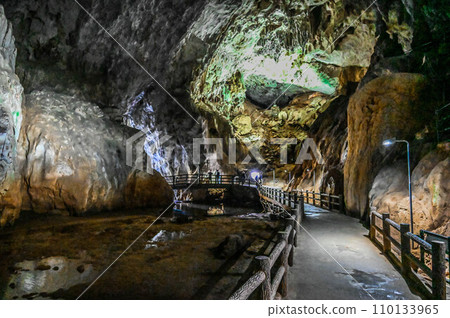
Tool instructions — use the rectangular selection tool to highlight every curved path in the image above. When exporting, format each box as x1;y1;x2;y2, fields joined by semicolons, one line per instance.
288;205;420;300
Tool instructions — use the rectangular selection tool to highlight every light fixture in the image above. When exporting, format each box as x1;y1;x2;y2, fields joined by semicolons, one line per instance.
250;170;261;181
382;138;396;147
382;137;414;233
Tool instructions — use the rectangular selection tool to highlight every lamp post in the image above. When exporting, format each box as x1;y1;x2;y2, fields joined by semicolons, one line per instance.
383;138;414;233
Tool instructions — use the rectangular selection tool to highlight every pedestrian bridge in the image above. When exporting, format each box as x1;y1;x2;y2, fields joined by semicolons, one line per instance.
163;174;258;190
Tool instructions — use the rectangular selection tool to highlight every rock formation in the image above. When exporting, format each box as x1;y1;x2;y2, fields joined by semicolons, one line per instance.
0;0;448;234
369;146;449;235
0;6;23;226
0;4;173;226
17;90;173;216
190;0;377;169
344;73;432;218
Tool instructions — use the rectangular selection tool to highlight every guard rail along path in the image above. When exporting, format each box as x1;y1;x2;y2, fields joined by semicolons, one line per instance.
228;195;303;300
163;174;347;299
370;207;449;300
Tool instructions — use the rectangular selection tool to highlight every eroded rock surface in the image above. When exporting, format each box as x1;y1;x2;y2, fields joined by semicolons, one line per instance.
0;6;23;226
344;73;432;218
190;0;376;168
17;90;173;215
369;146;449;235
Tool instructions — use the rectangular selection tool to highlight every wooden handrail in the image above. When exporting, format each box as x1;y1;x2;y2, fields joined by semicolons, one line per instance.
229;197;304;300
261;186;344;213
369;209;448;299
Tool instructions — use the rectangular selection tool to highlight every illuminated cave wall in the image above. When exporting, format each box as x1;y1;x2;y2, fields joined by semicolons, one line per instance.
189;0;376;167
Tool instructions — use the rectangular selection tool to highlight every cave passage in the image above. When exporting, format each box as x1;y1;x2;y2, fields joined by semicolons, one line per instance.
0;0;449;303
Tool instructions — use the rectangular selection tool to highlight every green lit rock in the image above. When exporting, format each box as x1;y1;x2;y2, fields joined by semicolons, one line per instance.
190;0;377;165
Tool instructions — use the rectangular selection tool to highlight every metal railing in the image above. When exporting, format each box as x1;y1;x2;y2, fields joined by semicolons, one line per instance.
370;209;448;299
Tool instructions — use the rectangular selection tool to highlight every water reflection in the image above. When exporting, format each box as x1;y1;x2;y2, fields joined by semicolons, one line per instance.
173;203;260;219
4;256;96;300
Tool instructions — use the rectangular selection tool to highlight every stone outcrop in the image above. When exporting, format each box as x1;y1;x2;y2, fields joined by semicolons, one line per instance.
0;6;23;226
291;95;349;194
369;146;449;235
344;73;432;218
190;0;377;168
3;0;207;175
14;90;173;217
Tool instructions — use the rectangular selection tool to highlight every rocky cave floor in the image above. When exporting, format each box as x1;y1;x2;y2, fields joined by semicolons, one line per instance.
0;209;280;300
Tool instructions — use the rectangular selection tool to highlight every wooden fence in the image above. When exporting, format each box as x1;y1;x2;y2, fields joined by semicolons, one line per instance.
260;186;344;213
229;198;303;300
370;209;448;299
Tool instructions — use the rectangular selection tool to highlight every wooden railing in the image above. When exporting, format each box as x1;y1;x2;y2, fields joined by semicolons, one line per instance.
229;198;303;300
370;209;448;299
420;230;450;284
163;174;258;188
260;186;344;213
164;174;344;213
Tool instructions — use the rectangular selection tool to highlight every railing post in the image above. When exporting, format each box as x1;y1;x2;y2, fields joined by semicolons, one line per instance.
256;256;271;300
431;241;446;300
369;211;375;241
319;193;323;208
300;195;305;220
400;224;412;277
279;231;289;298
328;194;332;210
419;230;425;263
172;175;175;185
288;227;295;266
293;192;298;207
382;213;391;253
288;192;292;208
339;195;344;214
305;190;309;204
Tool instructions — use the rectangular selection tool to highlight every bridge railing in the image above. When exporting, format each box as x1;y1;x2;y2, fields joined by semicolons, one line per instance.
229;197;304;300
370;209;448;299
260;186;345;213
163;174;258;187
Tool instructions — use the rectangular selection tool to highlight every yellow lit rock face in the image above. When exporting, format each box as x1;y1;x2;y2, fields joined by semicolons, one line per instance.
232;115;252;136
370;148;450;236
344;73;432;218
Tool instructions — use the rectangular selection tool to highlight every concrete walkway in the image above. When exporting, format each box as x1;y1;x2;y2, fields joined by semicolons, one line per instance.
288;205;420;300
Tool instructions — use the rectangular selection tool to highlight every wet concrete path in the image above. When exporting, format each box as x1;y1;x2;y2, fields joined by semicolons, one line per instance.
288;205;420;300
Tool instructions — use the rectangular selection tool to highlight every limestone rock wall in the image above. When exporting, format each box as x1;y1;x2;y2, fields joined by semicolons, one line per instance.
369;146;449;235
0;6;23;226
344;73;432;218
2;0;208;176
18;90;173;215
190;0;377;169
